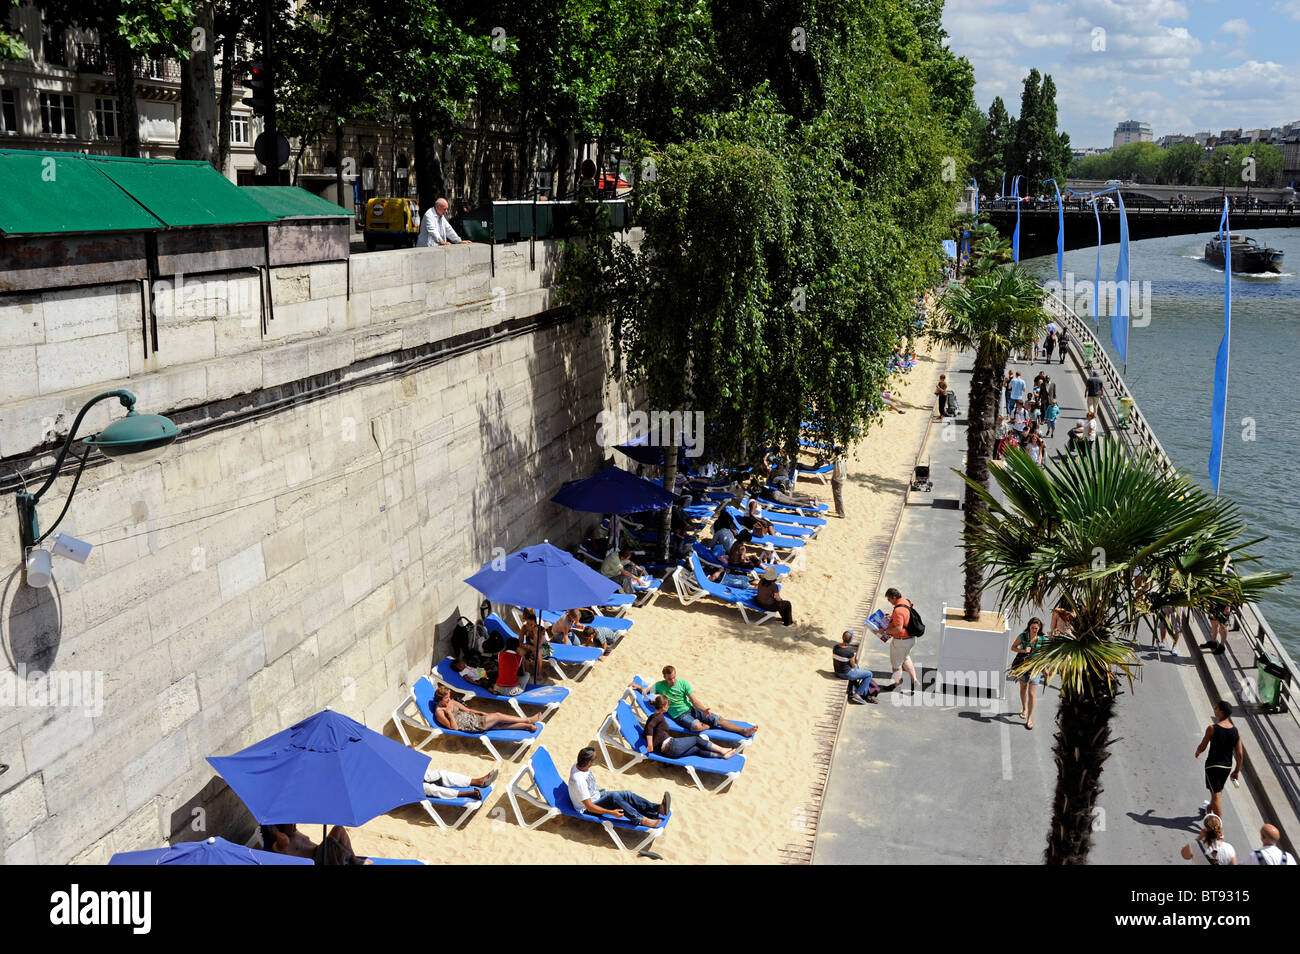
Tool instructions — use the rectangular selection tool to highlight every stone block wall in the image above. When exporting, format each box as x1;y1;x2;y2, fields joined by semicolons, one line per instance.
0;235;639;863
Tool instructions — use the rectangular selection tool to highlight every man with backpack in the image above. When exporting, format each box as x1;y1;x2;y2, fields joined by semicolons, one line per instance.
1243;825;1297;865
882;587;924;694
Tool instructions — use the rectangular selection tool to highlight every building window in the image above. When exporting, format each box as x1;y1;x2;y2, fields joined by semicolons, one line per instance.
231;114;249;145
39;93;77;137
41;22;67;67
1;90;17;134
93;97;119;140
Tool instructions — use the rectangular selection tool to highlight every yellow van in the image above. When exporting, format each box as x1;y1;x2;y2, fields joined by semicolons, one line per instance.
363;197;419;250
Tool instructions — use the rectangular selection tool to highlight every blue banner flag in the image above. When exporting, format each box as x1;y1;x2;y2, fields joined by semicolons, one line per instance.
1045;179;1064;284
1209;201;1232;493
1110;189;1130;362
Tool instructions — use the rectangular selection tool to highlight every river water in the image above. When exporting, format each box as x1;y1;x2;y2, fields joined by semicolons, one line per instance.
1020;227;1300;659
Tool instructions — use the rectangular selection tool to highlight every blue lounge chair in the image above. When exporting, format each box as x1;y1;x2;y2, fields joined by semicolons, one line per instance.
419;784;493;832
485;613;604;681
393;676;543;761
796;462;833;484
740;499;826;530
623;675;757;750
370;857;429;864
506;746;671;853
433;657;568;720
670;553;779;625
759;490;829;514
691;542;789;581
596;701;746;793
724;506;817;538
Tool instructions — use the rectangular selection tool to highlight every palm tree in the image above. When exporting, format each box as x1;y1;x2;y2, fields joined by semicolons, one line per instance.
927;265;1045;619
961;443;1289;864
967;223;1013;275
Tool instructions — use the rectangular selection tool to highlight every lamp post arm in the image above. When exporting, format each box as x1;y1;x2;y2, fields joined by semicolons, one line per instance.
32;443;94;547
25;390;135;505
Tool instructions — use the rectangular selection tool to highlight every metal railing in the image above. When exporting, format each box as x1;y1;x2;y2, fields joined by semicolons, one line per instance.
75;43;182;82
1044;287;1300;725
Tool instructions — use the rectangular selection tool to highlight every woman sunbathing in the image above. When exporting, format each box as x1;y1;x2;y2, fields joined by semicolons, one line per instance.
433;685;541;733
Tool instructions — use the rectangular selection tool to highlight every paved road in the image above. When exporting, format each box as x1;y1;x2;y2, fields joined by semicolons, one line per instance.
814;344;1263;864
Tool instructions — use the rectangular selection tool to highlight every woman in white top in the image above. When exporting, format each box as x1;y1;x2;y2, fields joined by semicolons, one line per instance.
1180;814;1237;865
1026;435;1043;466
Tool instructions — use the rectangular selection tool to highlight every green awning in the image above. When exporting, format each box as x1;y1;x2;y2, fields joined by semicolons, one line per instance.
241;186;351;219
86;155;277;228
0;150;165;235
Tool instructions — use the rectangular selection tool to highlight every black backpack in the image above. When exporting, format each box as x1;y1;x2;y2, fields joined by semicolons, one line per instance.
904;600;926;639
451;616;504;665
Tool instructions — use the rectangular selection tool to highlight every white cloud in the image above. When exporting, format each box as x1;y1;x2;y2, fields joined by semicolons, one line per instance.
1218;18;1252;37
1273;1;1300;21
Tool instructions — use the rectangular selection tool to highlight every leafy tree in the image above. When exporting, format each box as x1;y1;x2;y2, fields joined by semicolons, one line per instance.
925;266;1045;619
43;1;196;157
969;96;1011;195
1160;141;1204;186
2;0;27;59
1007;70;1070;193
962;443;1288;863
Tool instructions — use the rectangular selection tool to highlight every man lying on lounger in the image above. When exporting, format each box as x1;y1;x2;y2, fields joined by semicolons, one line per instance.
423;764;499;800
568;746;669;828
262;824;373;865
629;666;758;737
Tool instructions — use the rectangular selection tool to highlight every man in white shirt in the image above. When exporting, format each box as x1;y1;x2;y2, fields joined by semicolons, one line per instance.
566;746;668;827
417;198;471;247
1243;824;1297;865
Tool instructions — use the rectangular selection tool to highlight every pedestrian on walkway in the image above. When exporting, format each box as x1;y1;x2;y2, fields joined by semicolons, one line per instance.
881;587;922;693
935;375;949;419
1057;326;1069;364
1044;399;1059;438
1243;824;1297;865
1155;605;1181;657
1043;328;1057;364
1010;617;1049;730
1085;370;1105;416
831;452;847;519
1194;700;1243;820
1009;372;1027;411
833;630;878;704
1004;372;1015;416
1203;603;1232;655
1180;814;1237;865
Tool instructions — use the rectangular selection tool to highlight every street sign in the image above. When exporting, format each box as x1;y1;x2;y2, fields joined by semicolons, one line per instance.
254;131;290;169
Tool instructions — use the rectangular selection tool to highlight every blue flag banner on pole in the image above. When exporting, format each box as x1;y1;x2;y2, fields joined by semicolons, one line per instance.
1110;189;1130;363
1045;178;1064;284
971;179;979;216
1209;201;1232;494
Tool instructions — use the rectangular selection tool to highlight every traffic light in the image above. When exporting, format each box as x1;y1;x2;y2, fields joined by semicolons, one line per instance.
245;61;268;117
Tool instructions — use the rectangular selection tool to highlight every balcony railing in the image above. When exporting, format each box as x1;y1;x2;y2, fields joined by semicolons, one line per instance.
75;43;181;82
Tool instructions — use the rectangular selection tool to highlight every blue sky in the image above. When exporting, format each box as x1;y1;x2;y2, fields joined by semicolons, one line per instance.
943;0;1300;147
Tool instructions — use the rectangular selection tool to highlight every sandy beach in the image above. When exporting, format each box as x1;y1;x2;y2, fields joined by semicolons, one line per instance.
353;340;947;865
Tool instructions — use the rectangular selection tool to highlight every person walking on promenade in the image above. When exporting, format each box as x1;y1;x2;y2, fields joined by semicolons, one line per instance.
833;630;878;704
1004;372;1015;416
1180;814;1237;865
1057;326;1068;364
935;375;949;419
1203;603;1232;655
1010;617;1049;729
1043;328;1057;364
881;587;922;694
1194;700;1243;820
1243;825;1297;865
1044;399;1059;438
1155;605;1181;657
1009;372;1027;411
831;452;847;519
1085;370;1105;417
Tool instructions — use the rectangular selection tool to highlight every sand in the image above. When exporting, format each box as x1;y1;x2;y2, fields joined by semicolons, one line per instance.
353;340;947;865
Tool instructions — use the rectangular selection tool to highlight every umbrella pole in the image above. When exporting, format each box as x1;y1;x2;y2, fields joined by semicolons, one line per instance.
322;824;327;866
532;605;543;685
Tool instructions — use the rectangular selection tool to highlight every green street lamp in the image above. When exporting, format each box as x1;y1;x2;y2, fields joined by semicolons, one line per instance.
16;390;180;554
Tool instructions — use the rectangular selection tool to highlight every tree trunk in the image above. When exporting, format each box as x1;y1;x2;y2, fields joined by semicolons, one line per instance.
216;25;235;173
112;36;141;158
961;344;1000;619
1045;672;1117;864
658;435;679;564
411;111;443;213
176;2;217;164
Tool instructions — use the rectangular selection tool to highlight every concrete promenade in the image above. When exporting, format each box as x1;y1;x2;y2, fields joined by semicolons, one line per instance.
814;343;1266;864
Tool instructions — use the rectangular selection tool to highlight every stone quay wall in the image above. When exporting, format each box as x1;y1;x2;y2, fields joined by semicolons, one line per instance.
0;235;637;863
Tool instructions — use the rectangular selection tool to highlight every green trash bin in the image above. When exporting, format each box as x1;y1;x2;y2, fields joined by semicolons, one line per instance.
1256;653;1288;710
1084;342;1095;369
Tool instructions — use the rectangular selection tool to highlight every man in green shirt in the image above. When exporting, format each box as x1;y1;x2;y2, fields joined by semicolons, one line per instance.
630;665;757;736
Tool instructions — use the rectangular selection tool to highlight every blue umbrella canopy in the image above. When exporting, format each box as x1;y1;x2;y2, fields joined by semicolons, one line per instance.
464;541;618;611
205;709;430;827
614;435;687;468
109;836;312;866
550;465;677;515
